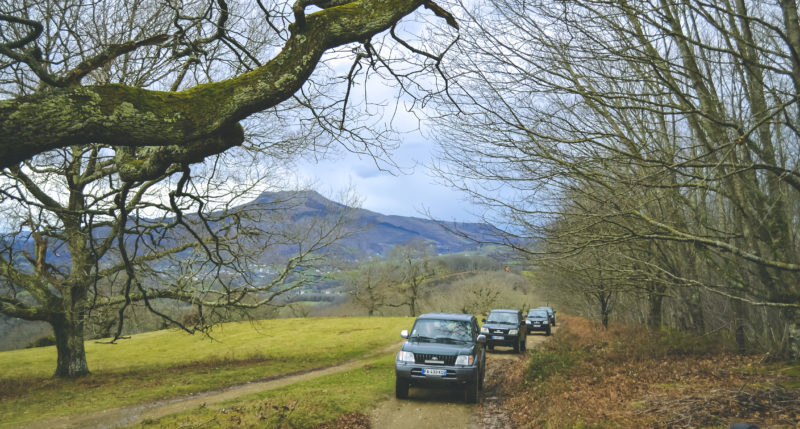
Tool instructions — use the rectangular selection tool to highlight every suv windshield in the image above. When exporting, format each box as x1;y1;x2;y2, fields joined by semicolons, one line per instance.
528;310;548;318
411;319;473;343
486;312;517;324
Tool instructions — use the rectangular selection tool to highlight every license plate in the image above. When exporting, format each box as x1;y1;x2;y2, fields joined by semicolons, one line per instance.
423;368;446;376
492;335;503;340
533;324;541;327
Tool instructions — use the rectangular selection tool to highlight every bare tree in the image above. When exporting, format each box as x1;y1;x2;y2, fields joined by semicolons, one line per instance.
0;0;457;377
385;239;441;316
430;0;800;358
343;258;393;316
0;152;357;376
0;0;458;167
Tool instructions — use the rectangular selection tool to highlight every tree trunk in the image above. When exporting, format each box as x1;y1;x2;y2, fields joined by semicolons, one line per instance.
51;315;89;377
785;308;800;361
599;292;610;329
647;292;663;330
408;295;417;317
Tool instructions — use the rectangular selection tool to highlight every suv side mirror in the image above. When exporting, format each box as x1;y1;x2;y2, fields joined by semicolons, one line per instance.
476;334;487;344
481;318;486;323
401;329;409;339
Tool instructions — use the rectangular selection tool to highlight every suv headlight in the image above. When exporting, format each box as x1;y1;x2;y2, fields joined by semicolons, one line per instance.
508;329;518;335
480;326;489;334
455;354;474;366
397;351;415;363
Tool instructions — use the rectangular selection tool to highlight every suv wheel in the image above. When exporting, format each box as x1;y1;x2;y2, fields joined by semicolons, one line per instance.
464;377;479;403
395;378;409;399
513;339;520;353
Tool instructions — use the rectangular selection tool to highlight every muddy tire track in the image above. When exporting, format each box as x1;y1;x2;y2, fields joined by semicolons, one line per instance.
370;329;554;429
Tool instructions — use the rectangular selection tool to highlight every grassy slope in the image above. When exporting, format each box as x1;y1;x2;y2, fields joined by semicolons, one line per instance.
133;353;396;428
0;316;413;428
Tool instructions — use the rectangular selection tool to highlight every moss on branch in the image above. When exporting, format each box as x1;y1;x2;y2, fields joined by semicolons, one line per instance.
0;0;427;168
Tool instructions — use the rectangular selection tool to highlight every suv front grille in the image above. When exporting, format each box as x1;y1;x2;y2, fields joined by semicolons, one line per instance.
414;354;456;365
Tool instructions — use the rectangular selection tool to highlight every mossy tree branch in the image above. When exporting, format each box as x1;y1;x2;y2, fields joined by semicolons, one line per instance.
0;0;428;168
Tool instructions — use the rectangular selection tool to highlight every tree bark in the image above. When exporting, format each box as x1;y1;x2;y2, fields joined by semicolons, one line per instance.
647;285;664;330
785;309;800;361
51;314;89;377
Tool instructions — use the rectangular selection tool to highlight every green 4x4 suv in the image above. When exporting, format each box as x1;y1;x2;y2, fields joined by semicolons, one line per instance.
395;313;487;403
481;309;528;353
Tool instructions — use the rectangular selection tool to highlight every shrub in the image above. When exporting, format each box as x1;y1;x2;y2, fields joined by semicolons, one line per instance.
525;345;581;382
25;335;56;348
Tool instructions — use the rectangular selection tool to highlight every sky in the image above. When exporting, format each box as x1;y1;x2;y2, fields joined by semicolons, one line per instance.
286;11;486;224
295;136;481;223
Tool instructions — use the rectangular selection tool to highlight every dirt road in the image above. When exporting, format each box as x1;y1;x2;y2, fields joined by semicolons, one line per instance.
24;343;403;429
369;330;553;429
23;330;552;429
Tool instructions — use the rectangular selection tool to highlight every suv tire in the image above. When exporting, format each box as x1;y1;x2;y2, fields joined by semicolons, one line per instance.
395;378;409;399
464;377;479;403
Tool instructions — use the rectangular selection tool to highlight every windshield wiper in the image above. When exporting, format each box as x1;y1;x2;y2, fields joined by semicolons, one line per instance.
411;335;436;342
435;337;468;344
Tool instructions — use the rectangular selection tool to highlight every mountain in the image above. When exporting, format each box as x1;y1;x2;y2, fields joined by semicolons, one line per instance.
247;190;503;260
1;190;504;269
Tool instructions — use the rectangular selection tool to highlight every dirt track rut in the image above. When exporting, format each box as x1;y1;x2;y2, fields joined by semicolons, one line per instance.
23;343;402;429
369;331;552;429
22;330;553;428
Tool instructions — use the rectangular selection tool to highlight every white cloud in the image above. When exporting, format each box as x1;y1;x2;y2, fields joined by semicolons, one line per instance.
296;136;477;222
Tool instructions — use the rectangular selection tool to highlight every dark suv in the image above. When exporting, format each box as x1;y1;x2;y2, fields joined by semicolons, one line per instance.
481;309;527;353
526;308;551;335
538;306;556;326
395;313;487;403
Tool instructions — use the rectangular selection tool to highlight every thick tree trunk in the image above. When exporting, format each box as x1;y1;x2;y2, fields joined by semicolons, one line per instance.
51;315;89;377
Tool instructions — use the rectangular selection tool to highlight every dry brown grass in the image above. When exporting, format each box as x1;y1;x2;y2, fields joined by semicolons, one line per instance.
498;315;800;428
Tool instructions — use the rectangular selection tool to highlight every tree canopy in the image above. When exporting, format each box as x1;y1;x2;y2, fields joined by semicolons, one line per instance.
0;0;453;171
431;0;800;359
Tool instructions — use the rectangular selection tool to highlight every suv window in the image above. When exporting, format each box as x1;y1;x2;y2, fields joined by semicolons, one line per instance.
410;319;473;343
528;310;548;317
486;312;518;324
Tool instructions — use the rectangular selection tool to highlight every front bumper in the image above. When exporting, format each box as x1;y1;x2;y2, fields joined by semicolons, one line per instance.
486;334;520;347
526;321;549;332
395;362;479;386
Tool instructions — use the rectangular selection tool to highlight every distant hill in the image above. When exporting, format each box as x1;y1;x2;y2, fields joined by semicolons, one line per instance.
248;190;503;260
1;190;504;268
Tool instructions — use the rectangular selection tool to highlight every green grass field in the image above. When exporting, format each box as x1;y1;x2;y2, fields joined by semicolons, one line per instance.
0;316;413;428
134;353;398;428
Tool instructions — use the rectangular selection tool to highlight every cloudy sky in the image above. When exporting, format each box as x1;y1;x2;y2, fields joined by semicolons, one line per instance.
290;18;484;224
295;136;481;223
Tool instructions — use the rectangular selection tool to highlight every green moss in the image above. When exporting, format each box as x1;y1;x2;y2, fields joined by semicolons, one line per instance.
780;363;800;388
